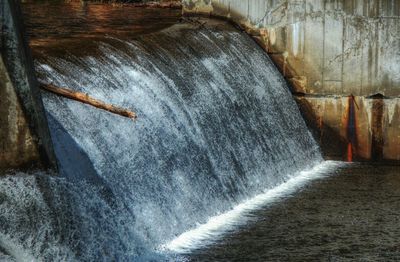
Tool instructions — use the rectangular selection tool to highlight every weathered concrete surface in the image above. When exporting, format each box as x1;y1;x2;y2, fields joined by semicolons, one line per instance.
183;0;400;161
0;56;40;169
0;0;57;170
295;95;400;161
182;0;400;96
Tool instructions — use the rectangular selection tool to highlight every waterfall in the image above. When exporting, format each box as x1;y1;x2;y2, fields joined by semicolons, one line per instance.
0;20;322;260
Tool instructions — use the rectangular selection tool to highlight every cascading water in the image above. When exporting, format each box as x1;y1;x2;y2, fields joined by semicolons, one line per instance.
0;15;323;260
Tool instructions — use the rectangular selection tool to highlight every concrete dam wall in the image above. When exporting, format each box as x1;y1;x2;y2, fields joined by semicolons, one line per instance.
183;0;400;161
0;0;56;170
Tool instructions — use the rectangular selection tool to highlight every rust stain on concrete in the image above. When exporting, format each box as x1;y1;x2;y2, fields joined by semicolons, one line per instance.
345;95;358;162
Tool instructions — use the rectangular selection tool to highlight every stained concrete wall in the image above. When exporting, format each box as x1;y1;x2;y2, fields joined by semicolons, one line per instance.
0;0;57;170
183;0;400;161
0;55;40;169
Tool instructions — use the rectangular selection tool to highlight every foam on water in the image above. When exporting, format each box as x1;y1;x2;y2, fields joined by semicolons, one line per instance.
163;161;343;253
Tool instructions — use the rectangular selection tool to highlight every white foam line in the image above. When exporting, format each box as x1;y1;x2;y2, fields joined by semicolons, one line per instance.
162;161;345;253
0;233;36;261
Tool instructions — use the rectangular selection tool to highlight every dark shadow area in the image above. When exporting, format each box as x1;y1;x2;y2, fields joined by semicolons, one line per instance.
0;247;12;260
45;113;116;204
294;97;348;161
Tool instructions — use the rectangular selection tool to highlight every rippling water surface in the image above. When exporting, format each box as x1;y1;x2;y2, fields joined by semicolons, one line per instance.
22;1;181;43
182;163;400;261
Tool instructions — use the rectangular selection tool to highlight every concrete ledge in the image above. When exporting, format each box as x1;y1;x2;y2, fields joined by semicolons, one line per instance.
295;95;400;161
0;0;57;170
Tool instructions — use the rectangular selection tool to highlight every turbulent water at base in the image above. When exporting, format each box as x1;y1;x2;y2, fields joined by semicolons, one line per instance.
0;13;322;260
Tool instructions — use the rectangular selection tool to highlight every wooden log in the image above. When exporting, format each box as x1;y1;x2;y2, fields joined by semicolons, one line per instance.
40;83;137;120
133;2;182;9
110;1;182;9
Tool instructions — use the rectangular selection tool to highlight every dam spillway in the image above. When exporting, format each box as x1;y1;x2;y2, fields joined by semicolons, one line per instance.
0;2;323;260
0;1;399;261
